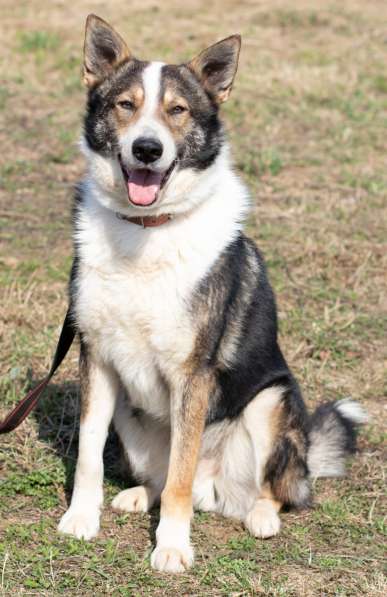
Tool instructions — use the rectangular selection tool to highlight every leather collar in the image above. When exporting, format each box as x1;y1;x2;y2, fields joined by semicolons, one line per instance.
116;212;172;228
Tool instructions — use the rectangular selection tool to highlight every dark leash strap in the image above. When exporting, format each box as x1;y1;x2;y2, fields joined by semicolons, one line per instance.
0;308;75;434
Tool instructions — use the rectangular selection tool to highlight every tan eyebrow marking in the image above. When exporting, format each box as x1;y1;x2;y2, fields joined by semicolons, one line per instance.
158;82;192;141
163;87;189;110
114;84;145;132
116;84;144;106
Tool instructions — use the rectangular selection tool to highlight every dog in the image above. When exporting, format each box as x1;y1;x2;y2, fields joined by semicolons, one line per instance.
57;14;367;573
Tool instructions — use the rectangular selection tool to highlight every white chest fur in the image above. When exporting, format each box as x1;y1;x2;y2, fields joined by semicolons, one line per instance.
75;229;202;418
74;166;248;420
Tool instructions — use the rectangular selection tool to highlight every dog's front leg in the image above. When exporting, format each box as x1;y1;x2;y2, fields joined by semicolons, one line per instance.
151;372;211;573
58;349;118;540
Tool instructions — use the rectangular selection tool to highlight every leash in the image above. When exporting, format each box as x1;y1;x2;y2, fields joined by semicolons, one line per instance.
0;308;75;434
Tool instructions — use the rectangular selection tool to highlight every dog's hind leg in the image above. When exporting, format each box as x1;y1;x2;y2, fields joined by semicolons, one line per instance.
241;386;288;538
58;346;118;540
192;386;287;522
244;383;310;538
244;484;282;538
112;485;159;513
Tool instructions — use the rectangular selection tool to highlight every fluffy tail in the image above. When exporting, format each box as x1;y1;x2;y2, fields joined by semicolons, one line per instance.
307;399;368;478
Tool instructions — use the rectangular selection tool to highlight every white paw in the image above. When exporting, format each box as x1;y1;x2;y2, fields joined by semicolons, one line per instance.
112;486;153;513
58;507;100;540
151;545;194;573
245;500;281;538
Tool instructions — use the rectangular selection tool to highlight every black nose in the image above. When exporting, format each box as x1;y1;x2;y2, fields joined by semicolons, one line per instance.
132;137;163;164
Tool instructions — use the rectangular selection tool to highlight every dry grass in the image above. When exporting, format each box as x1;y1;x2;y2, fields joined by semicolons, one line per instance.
0;0;386;595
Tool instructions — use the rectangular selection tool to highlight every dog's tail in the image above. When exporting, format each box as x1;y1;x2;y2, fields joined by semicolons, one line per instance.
307;399;367;478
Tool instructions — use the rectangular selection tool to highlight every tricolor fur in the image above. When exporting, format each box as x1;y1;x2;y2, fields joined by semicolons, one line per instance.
58;15;367;573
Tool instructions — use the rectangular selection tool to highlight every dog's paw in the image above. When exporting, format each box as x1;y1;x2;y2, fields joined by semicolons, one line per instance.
58;507;100;540
245;499;281;538
151;545;194;573
112;486;154;513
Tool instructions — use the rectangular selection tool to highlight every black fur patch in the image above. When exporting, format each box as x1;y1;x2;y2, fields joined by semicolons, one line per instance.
190;233;295;423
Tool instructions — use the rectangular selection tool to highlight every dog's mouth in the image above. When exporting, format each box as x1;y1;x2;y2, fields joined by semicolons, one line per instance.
118;155;176;207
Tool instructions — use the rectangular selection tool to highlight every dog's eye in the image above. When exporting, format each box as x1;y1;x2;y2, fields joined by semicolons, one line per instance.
169;105;187;116
118;100;134;110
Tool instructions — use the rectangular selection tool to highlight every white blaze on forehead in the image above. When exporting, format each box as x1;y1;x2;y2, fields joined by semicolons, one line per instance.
119;60;177;172
142;61;165;117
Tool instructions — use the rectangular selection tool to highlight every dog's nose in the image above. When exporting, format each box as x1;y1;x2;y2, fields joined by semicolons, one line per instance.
132;137;163;164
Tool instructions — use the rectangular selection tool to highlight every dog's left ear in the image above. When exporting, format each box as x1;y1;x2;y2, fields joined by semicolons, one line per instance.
83;14;131;88
188;35;241;104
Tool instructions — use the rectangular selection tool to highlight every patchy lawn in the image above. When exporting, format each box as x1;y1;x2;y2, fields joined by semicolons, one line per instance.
0;0;386;595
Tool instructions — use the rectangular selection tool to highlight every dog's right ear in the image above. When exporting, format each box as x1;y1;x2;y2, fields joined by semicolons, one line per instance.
188;35;241;104
83;14;131;88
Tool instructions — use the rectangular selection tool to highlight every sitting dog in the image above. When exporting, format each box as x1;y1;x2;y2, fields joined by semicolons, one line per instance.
58;14;366;573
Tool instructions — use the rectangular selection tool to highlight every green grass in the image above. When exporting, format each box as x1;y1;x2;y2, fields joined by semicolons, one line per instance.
18;31;60;53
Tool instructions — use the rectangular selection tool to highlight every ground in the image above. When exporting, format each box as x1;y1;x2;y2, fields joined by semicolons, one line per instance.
0;0;386;595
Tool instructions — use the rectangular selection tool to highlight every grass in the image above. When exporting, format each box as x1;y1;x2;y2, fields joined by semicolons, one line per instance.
18;31;60;53
0;0;386;595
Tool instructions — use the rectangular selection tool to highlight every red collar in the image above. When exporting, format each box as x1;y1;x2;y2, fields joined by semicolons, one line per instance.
116;212;172;228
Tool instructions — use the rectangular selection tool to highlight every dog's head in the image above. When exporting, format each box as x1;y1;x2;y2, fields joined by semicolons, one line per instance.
81;14;241;215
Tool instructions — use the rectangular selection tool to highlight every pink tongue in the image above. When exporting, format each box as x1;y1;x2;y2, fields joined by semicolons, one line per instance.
128;169;163;206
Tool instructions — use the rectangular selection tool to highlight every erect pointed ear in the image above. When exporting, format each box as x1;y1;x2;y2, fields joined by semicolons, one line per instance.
188;35;241;104
83;14;131;88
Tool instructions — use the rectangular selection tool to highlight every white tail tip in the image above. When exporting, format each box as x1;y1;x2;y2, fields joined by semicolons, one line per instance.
336;399;368;425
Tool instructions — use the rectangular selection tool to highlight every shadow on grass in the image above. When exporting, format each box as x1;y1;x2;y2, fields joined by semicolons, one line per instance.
20;377;163;548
